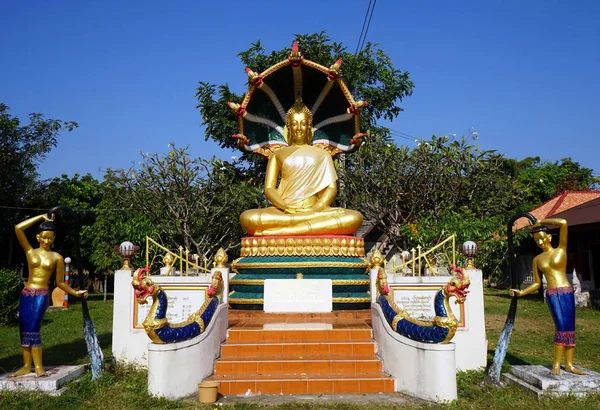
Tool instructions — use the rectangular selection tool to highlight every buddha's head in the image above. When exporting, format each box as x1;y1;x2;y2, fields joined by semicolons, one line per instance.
37;221;56;250
285;97;313;145
532;225;551;250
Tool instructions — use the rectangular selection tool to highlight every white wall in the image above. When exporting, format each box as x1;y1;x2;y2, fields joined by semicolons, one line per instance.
111;270;226;366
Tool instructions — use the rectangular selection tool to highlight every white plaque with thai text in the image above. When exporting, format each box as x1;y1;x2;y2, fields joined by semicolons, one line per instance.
133;284;207;328
264;279;332;313
391;286;466;328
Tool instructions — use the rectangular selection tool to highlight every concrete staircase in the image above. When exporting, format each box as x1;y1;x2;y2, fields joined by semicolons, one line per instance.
205;311;395;395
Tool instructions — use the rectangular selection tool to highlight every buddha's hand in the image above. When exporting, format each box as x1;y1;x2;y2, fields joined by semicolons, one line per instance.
77;290;88;299
509;289;522;297
284;206;313;214
310;201;326;213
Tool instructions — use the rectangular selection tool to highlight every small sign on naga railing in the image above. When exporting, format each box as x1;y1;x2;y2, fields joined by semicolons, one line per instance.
145;236;211;276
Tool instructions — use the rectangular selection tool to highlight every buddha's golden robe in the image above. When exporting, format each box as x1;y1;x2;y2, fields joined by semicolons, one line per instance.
240;145;363;236
278;146;336;207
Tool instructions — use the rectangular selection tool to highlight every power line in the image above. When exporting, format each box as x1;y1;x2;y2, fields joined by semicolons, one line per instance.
355;0;377;55
359;0;377;55
388;128;419;143
0;204;130;213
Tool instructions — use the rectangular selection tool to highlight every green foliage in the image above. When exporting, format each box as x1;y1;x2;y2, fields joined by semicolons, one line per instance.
399;210;530;281
196;31;414;170
515;157;599;211
342;134;525;278
31;173;103;274
104;145;265;259
88;192;157;273
0;268;23;325
0;103;77;268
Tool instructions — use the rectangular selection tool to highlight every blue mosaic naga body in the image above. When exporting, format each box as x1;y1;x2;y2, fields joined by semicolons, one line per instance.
132;267;223;344
376;266;470;344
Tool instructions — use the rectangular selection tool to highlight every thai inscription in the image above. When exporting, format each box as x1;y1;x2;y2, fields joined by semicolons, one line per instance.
392;286;466;327
133;285;207;328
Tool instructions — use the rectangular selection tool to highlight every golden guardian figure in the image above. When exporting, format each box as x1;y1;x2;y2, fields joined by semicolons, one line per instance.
11;213;87;377
511;218;584;375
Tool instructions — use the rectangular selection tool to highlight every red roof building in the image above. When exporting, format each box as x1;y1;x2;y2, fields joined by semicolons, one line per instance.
514;191;600;230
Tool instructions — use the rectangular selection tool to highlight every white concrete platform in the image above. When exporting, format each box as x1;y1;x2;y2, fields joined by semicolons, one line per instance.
0;365;85;394
503;365;600;398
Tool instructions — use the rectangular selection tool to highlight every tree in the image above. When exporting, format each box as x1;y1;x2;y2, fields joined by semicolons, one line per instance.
105;145;265;259
0;103;77;268
341;134;523;279
515;157;598;211
87;185;157;274
196;31;414;170
32;174;102;276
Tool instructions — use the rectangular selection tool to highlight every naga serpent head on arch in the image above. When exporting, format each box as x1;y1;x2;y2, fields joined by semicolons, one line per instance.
376;267;390;296
445;266;470;304
371;249;390;296
132;266;156;304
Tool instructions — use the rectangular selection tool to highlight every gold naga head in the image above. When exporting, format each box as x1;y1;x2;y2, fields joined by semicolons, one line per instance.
284;96;314;145
208;270;223;297
131;266;158;304
369;249;390;295
445;266;471;304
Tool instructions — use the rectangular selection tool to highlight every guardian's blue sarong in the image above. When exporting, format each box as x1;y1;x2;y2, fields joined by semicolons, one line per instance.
546;286;575;346
19;288;49;347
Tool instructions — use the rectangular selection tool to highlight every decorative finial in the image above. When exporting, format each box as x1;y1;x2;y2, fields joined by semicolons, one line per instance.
213;248;228;268
163;253;175;269
245;67;263;87
347;100;368;115
115;241;140;271
369;249;384;269
350;133;367;146
461;241;478;269
232;133;249;148
328;58;343;80
227;102;246;117
289;42;303;66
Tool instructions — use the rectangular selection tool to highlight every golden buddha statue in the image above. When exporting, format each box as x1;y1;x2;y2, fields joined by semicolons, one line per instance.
511;218;584;375
11;213;87;377
240;98;363;236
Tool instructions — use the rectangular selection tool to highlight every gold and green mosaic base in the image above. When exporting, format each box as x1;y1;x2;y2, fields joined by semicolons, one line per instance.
230;239;370;310
240;235;365;257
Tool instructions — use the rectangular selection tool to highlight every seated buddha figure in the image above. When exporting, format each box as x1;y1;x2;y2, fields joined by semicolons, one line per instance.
240;98;363;236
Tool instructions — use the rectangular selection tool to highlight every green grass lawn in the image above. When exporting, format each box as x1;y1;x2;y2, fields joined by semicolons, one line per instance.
1;290;600;409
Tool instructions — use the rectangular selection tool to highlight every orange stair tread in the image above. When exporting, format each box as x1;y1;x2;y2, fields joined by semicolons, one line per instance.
207;373;394;381
215;356;381;363
222;340;374;345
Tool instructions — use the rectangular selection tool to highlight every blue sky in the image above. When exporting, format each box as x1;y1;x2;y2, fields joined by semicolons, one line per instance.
2;0;599;180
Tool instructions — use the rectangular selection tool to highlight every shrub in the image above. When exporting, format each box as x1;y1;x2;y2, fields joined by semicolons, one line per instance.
0;268;24;325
